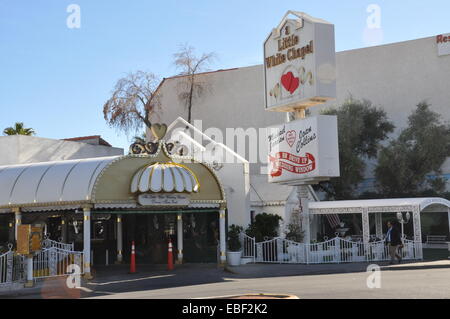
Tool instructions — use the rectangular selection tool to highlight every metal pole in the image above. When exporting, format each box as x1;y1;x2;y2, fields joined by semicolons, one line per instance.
24;255;34;288
298;186;311;244
293;108;311;245
116;215;123;264
176;213;183;264
61;216;68;243
401;221;405;240
14;208;21;241
219;208;227;265
83;207;93;279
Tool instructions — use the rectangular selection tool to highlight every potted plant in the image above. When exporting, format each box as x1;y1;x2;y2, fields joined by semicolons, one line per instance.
227;225;243;266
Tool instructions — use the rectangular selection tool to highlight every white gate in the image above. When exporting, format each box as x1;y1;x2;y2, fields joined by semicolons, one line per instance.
0;248;26;286
33;247;84;280
239;233;255;261
255;238;306;264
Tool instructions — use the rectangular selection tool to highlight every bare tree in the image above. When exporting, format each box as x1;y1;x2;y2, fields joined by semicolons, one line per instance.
173;44;216;124
103;71;160;135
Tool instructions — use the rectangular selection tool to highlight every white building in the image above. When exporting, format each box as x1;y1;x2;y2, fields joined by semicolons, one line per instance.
0;135;124;165
152;34;450;232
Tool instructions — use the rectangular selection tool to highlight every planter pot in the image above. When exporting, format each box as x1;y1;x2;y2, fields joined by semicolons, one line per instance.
227;251;242;266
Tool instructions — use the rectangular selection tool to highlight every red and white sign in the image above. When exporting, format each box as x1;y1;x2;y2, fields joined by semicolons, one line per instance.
437;34;450;56
264;11;337;112
268;116;340;185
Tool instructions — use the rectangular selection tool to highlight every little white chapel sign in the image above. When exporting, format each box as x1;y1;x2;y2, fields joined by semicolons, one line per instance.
264;11;336;112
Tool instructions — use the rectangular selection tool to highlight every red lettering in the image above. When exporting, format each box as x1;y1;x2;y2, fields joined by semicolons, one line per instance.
437;35;443;43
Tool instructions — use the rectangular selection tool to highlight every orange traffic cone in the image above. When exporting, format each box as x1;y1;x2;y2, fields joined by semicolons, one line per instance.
130;241;136;274
167;238;174;271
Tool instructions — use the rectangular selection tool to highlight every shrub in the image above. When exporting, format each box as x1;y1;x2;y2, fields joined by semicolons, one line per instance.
227;225;243;252
245;213;282;242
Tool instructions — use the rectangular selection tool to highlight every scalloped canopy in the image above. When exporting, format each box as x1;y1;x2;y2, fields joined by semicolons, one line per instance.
131;163;200;194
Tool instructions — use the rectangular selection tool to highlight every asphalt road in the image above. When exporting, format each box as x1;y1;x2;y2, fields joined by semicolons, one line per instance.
4;263;450;299
89;266;450;299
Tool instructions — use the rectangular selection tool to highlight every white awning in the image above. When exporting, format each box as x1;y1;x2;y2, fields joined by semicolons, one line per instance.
309;198;450;215
131;163;200;194
0;156;119;208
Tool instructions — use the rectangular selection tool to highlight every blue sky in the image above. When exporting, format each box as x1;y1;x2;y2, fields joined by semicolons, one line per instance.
0;0;449;151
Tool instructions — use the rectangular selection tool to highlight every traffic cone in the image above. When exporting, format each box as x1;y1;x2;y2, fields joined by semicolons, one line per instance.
130;241;136;274
167;238;174;271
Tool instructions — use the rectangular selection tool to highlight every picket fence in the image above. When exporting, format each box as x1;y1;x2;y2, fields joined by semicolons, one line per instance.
0;240;83;286
240;234;420;265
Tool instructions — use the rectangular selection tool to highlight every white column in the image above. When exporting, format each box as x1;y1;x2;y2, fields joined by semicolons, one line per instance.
24;255;34;288
298;186;310;244
412;206;423;259
61;216;68;243
8;216;15;243
219;207;226;265
83;207;92;279
116;215;123;264
14;208;22;241
177;213;183;264
375;213;383;240
362;208;370;245
448;208;450;239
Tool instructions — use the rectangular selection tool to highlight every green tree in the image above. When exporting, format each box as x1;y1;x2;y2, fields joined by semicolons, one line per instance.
375;102;450;197
3;122;35;136
317;98;395;200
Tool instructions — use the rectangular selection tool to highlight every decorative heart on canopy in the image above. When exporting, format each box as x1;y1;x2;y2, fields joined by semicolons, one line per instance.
150;123;167;141
281;71;300;94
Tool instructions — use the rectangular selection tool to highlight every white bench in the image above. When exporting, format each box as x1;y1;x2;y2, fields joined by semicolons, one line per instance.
426;235;448;245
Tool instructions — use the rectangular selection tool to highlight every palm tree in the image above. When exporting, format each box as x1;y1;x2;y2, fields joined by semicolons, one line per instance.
3;122;35;136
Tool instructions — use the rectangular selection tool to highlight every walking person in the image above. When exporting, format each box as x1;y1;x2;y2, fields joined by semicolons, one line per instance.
386;221;403;264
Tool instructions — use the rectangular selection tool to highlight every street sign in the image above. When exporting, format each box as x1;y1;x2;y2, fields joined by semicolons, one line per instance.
17;225;43;255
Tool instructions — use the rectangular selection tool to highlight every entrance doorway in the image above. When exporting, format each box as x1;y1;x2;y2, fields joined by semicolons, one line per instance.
122;212;219;265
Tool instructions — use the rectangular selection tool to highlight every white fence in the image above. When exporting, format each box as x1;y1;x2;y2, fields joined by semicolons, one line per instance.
239;233;255;261
33;247;84;280
255;238;306;264
0;249;26;286
245;234;421;265
43;239;74;251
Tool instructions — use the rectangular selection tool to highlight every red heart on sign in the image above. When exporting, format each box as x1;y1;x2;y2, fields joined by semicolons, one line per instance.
281;72;300;94
286;130;297;147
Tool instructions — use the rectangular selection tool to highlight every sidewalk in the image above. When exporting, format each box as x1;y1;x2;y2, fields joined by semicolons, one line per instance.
224;260;450;278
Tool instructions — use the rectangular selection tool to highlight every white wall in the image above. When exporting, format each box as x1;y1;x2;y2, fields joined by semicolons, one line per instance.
0;135;123;165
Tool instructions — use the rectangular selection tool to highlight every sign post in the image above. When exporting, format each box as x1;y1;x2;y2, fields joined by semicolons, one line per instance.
17;225;43;288
265;11;339;244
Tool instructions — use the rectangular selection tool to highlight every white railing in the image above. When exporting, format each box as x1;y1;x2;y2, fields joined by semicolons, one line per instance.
255;238;307;264
306;238;366;264
248;236;421;265
0;248;25;285
43;239;74;251
33;247;84;280
239;233;255;261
